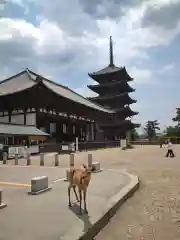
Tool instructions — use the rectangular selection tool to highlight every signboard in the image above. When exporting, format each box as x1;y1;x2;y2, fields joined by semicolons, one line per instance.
8;145;39;158
62;145;69;151
8;146;25;158
120;139;127;149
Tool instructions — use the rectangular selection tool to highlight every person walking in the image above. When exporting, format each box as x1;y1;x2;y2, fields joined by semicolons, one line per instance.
165;139;175;157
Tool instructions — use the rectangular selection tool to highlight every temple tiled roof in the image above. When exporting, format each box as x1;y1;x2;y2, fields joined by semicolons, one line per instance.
0;69;114;114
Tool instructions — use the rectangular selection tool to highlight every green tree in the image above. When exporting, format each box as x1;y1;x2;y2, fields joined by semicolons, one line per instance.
164;125;179;138
130;129;139;141
144;120;160;141
172;108;180;129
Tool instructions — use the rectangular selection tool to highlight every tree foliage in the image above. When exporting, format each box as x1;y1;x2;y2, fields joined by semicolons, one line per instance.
172;108;180;128
130;129;139;141
144;120;160;141
165;125;179;137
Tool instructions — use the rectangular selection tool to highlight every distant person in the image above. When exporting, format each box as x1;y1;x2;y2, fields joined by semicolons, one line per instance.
165;139;175;158
159;139;163;148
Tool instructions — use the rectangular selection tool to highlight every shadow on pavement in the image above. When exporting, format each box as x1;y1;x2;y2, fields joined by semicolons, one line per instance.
69;202;93;233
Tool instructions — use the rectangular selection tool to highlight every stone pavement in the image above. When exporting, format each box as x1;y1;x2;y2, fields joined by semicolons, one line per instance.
0;165;138;240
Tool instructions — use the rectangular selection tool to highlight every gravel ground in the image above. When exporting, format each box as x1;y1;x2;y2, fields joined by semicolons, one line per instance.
95;145;180;240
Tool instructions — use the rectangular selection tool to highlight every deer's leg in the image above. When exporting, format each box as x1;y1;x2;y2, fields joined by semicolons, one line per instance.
79;189;82;214
73;185;79;202
68;185;72;207
83;189;88;214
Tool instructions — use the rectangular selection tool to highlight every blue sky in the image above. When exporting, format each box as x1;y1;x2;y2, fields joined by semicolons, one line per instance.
1;0;180;132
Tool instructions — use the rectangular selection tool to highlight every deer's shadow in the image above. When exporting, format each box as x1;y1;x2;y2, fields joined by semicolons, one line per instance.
69;202;93;233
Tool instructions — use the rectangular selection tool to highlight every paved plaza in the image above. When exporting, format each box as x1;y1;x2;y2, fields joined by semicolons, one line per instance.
1;145;180;239
0;152;138;240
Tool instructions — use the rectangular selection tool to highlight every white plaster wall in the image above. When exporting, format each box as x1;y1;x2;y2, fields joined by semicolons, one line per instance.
0;113;36;126
11;114;24;124
26;113;36;126
0;115;9;123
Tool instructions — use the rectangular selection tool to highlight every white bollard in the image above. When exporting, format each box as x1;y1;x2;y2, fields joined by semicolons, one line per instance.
40;153;44;166
28;176;51;195
69;153;74;167
14;154;18;165
0;190;7;209
54;153;59;166
3;152;7;164
88;153;93;168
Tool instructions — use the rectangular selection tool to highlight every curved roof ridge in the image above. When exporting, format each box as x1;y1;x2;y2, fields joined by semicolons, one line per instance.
27;69;114;113
0;69;28;85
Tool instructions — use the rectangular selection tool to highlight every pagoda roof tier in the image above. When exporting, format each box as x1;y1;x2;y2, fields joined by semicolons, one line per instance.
99;120;139;128
87;80;134;95
89;92;136;104
0;69;114;114
99;119;132;128
88;66;133;83
115;106;138;117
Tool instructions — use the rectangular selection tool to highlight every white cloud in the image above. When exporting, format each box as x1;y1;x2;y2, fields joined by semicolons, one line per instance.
1;0;180;82
128;67;153;85
159;63;174;74
75;87;98;98
0;0;180;129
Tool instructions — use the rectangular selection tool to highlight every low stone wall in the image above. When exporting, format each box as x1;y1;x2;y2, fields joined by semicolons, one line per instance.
39;141;120;153
131;141;159;145
78;141;120;151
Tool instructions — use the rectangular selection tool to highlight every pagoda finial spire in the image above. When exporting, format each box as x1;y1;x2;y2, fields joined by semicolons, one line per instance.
109;36;114;67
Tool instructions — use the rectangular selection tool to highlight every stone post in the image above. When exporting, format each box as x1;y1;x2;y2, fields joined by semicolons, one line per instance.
88;153;92;168
27;152;31;166
40;153;44;166
54;153;59;166
0;190;7;209
3;152;7;164
15;154;18;165
69;153;74;167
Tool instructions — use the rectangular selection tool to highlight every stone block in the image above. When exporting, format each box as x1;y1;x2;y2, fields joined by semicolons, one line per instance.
28;176;51;195
0;190;7;209
92;162;101;173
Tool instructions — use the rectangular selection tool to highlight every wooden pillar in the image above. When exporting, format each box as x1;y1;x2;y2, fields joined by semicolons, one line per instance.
8;109;12;123
35;108;39;128
23;108;27;125
86;123;89;141
90;122;94;141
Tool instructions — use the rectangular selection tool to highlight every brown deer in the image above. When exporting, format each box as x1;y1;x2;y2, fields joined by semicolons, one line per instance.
68;164;92;214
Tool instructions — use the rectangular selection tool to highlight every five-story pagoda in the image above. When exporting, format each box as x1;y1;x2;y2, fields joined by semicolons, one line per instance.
87;36;138;140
